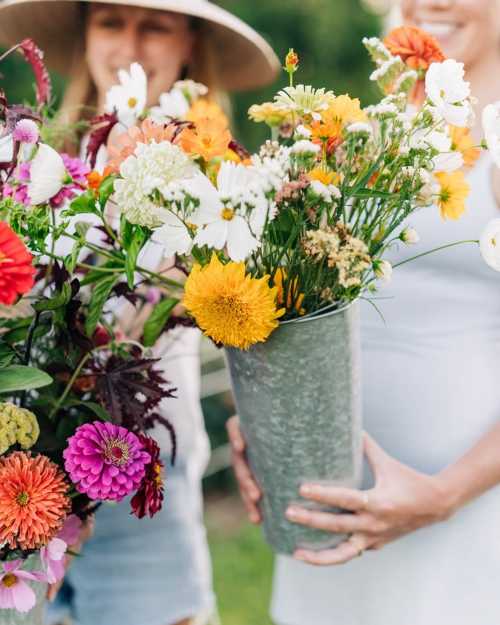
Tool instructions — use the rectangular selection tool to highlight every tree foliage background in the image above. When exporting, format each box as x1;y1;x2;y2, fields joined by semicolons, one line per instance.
0;0;380;150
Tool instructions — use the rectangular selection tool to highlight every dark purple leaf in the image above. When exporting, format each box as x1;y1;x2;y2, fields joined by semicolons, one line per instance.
18;39;52;106
86;112;118;169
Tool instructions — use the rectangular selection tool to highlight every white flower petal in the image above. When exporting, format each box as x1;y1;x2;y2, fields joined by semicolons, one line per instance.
28;143;66;205
0;134;14;162
194;221;228;250
480;218;500;271
226;217;260;261
152;212;193;257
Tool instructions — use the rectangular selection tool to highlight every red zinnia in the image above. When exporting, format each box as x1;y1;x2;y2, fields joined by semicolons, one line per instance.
130;435;165;519
0;222;36;305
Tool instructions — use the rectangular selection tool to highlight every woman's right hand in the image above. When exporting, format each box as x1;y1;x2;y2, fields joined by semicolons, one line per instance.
226;416;262;524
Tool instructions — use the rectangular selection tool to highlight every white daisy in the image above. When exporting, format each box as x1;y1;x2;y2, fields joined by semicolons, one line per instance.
105;63;147;128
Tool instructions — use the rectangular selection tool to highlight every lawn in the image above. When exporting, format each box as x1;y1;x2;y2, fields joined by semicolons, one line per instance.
207;495;275;625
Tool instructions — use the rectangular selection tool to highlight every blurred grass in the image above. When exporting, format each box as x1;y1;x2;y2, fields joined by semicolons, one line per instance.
207;495;275;625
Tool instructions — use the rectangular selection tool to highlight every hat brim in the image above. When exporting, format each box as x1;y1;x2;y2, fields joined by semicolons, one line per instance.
0;0;280;91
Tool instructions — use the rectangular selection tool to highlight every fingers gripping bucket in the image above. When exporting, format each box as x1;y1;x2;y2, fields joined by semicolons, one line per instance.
225;301;363;555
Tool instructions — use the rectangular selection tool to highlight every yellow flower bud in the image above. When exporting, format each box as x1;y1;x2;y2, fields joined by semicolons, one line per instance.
285;49;299;73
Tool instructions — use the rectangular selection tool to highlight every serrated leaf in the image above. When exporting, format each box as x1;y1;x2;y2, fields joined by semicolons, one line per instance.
0;366;53;393
85;274;120;337
143;298;178;347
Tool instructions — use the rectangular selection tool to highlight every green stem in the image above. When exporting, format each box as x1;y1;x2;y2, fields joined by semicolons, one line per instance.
393;239;479;269
48;352;92;421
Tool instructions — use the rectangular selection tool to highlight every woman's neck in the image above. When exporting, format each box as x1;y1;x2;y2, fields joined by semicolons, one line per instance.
466;49;500;138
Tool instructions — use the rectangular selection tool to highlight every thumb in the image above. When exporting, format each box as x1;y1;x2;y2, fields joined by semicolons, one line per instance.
363;431;391;479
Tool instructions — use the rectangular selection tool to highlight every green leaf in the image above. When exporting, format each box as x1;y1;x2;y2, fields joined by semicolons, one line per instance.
65;191;98;216
99;175;117;205
85;274;120;337
65;399;113;422
33;283;72;312
0;342;16;368
125;229;146;289
0;366;53;393
143;297;178;347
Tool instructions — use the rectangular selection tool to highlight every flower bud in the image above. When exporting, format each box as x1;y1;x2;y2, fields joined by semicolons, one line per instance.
373;259;393;283
400;227;419;245
285;49;299;73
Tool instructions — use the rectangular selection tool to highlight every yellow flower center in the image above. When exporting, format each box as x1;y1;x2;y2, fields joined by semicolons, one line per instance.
491;237;498;248
186;222;198;234
2;574;18;588
16;491;30;507
127;97;138;109
153;463;163;487
221;208;235;221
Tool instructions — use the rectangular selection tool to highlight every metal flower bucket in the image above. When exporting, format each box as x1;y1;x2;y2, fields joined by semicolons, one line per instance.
225;300;363;555
2;555;46;625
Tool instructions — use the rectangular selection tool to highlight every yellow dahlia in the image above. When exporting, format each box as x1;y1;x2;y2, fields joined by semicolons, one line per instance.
435;171;470;220
183;255;285;349
449;126;480;168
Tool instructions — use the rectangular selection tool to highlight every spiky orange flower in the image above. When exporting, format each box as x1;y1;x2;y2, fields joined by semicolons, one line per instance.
384;26;445;104
449;126;481;168
184;254;284;349
179;117;232;162
107;119;178;172
0;452;70;550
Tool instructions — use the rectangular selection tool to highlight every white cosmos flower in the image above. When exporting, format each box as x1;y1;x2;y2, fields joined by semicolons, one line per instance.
409;128;463;172
173;80;208;101
480;218;500;271
425;60;472;127
0;133;13;162
28;143;66;205
194;162;265;261
113;140;197;228
400;227;420;245
152;210;196;257
150;88;190;122
374;259;393;283
105;63;147;128
482;102;500;168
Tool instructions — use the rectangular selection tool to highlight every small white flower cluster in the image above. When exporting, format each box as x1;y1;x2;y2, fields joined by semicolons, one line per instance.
363;36;415;96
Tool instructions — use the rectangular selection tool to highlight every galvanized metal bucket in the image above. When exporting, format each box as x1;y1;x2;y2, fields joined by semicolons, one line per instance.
225;300;363;555
1;555;46;625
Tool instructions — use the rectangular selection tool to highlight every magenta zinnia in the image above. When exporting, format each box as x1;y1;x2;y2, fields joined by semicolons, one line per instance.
130;435;164;519
63;422;151;501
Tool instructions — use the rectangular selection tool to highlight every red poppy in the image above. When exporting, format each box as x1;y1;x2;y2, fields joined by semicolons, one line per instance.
131;435;165;519
0;222;36;305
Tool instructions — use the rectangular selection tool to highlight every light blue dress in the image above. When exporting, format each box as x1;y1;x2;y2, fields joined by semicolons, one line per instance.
45;326;216;625
271;155;500;625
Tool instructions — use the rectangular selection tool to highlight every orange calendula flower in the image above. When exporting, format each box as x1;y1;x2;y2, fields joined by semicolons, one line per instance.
107;119;178;173
86;170;103;191
0;452;70;550
307;168;340;186
186;99;229;128
310;95;366;150
449;126;481;168
273;268;305;315
384;26;445;104
179;118;232;162
435;171;470;220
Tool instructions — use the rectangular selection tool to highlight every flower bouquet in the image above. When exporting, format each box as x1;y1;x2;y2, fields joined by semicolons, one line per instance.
0;42;184;621
49;27;484;555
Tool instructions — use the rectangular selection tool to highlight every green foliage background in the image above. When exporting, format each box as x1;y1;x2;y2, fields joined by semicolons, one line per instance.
1;0;380;150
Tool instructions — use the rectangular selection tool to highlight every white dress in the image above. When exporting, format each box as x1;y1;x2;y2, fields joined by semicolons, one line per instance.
271;154;500;625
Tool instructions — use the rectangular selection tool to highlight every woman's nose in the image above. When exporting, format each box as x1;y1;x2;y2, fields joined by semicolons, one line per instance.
117;24;142;64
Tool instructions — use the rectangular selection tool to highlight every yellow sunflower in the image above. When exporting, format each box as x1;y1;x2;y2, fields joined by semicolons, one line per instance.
183;255;285;349
435;171;470;220
449;126;481;168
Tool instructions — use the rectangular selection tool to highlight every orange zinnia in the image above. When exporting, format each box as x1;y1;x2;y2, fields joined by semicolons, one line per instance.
0;222;36;306
179;117;232;162
107;119;178;172
0;452;71;550
384;26;445;103
186;99;230;128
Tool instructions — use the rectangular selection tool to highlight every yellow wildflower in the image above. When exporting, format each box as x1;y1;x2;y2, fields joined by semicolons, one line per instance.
273;268;305;315
449;126;481;168
435;171;470;220
307;168;341;186
179;117;232;162
310;95;367;143
248;102;293;127
183;255;285;349
0;403;39;455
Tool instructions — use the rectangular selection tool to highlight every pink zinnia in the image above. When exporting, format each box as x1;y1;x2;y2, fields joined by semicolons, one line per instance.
39;537;67;584
0;560;39;613
13;119;39;145
63;422;151;501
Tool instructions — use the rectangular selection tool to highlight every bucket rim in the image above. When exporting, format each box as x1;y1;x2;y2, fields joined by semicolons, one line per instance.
280;298;358;326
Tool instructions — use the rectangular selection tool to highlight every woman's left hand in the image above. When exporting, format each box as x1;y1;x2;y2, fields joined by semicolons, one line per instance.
286;433;455;566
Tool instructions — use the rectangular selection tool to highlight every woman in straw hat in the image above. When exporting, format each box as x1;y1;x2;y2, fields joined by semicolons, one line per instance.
0;2;279;625
228;1;500;625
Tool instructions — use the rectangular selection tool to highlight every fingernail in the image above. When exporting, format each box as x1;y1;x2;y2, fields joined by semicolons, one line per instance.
286;506;299;520
300;484;313;496
250;513;260;524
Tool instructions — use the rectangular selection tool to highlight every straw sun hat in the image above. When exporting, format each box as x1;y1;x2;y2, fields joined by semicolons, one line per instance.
0;0;280;90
